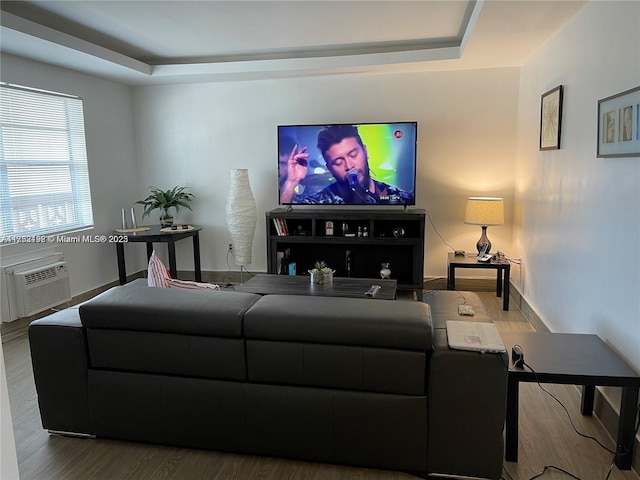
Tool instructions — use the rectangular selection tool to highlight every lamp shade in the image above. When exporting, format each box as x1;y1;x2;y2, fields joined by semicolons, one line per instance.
464;197;504;226
225;169;257;265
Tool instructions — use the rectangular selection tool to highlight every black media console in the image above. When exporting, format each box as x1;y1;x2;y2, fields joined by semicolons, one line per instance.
266;208;425;290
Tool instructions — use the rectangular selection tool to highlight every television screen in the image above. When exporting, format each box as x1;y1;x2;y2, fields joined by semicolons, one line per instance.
278;122;417;205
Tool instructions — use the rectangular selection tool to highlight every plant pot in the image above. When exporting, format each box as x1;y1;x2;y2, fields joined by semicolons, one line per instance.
160;210;174;228
310;271;323;284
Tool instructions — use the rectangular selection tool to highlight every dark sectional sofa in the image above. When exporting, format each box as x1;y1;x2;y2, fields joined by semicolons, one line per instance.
28;281;508;479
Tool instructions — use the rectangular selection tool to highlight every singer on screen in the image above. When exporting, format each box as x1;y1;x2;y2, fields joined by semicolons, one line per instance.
279;125;413;205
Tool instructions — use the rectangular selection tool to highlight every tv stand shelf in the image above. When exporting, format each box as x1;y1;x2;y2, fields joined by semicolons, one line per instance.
266;208;425;290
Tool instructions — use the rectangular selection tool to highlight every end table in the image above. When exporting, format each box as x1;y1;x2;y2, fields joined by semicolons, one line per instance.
500;331;640;470
114;225;202;284
447;253;511;310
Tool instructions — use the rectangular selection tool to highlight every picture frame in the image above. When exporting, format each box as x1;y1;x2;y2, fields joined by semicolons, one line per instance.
539;85;564;150
597;86;640;158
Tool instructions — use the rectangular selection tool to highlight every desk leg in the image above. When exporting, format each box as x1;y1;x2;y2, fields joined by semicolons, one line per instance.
580;385;595;415
505;376;519;462
496;269;503;297
447;265;455;290
116;243;126;285
193;233;202;282
168;241;178;279
503;265;510;311
146;243;154;262
616;386;639;469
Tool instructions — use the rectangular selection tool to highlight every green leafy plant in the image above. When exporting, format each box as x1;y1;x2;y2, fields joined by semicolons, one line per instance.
136;186;194;219
308;260;334;276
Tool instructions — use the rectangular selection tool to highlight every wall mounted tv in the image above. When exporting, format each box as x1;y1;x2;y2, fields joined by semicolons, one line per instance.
278;122;417;206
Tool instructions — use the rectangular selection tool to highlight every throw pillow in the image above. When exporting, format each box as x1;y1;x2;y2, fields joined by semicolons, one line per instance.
147;251;170;287
167;278;220;291
147;251;220;291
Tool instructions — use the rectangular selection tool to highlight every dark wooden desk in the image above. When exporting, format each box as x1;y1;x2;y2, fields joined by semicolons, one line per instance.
115;225;202;284
447;253;511;310
235;274;397;300
500;331;640;470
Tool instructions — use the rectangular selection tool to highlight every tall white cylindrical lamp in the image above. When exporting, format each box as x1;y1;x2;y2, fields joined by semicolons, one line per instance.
225;169;257;266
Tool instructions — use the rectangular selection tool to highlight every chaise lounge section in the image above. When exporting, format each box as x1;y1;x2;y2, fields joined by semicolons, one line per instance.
29;281;508;479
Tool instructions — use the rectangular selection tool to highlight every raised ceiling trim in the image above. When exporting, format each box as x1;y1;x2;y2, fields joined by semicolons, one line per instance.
0;1;482;84
0;12;151;75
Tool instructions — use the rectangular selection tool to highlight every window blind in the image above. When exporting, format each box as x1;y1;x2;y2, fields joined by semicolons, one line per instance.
0;83;94;240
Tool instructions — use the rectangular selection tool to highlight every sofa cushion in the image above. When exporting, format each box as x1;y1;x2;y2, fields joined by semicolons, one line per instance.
244;294;432;350
87;329;247;380
80;285;260;337
246;340;427;395
422;290;491;329
243;295;431;395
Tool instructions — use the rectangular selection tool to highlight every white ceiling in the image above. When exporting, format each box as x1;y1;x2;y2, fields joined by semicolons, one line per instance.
0;0;587;85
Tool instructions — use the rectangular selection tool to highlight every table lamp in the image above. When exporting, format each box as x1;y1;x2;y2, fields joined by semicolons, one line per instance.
464;197;504;254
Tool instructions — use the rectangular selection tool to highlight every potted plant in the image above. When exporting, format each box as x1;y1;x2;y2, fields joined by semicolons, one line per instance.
308;260;335;284
136;186;194;227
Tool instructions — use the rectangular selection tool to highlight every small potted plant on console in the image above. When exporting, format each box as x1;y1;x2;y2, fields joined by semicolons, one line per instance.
308;261;334;284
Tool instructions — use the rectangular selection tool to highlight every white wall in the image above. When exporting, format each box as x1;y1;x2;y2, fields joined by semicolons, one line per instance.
514;1;640;373
1;58;521;314
0;54;142;322
132;67;520;277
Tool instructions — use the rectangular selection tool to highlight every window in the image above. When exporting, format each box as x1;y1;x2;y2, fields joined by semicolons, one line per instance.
0;83;94;240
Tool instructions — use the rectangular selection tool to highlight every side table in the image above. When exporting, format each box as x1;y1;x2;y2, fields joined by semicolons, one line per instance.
447;253;511;310
114;225;202;284
500;331;640;470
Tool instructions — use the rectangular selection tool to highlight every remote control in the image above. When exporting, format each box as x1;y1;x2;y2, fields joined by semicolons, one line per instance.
365;285;381;297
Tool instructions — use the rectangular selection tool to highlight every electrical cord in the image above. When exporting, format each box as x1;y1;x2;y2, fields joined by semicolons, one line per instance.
502;465;514;480
223;247;255;285
221;248;234;286
506;256;522;265
455;290;468;305
423;288;469;305
425;209;456;252
529;465;583;480
239;264;255;281
522;360;619;455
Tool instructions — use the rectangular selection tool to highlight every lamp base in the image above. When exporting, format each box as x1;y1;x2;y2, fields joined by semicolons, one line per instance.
476;226;492;254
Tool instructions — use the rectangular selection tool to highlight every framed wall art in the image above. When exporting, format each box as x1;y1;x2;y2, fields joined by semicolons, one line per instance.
597;86;640;158
540;85;563;150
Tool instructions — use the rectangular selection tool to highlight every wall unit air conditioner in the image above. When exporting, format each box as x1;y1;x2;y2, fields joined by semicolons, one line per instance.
12;262;72;317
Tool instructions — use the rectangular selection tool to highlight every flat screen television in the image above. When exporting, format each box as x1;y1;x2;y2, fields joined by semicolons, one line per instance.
278;122;417;205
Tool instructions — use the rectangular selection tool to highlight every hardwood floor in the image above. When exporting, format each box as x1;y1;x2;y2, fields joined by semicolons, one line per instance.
2;288;639;480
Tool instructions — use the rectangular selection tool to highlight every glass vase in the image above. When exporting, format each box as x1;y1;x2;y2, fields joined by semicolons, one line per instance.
380;263;391;279
159;209;174;228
